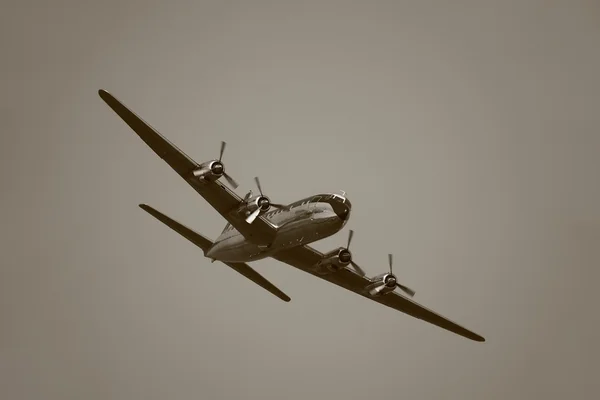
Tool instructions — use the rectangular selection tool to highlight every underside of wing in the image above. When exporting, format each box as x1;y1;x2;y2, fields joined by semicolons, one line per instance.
272;245;484;342
139;204;290;302
98;89;277;244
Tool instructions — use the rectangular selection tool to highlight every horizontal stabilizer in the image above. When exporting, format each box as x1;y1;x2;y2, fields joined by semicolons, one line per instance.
139;204;291;302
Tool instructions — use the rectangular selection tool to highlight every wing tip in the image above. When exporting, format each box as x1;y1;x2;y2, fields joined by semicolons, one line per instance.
139;204;156;215
471;333;486;342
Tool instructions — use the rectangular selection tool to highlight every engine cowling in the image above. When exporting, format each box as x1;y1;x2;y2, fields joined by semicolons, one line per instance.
366;273;398;296
314;248;353;274
236;195;271;217
192;160;224;182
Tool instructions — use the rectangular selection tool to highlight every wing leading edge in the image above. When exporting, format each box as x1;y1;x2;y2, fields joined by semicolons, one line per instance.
98;89;277;244
139;204;290;302
272;245;485;342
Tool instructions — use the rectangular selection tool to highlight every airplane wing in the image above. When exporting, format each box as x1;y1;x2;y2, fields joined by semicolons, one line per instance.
272;245;485;342
98;89;277;244
139;204;290;302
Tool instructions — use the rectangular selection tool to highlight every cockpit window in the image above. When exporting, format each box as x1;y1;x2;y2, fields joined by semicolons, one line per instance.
323;193;351;210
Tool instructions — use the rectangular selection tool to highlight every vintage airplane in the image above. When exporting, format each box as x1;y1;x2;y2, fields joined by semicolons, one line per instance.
98;89;485;342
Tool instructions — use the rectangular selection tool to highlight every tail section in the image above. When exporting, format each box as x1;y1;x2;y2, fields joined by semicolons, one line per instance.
220;222;231;236
139;204;291;302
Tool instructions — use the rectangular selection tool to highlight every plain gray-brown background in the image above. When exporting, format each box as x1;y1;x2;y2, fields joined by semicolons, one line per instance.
2;1;599;399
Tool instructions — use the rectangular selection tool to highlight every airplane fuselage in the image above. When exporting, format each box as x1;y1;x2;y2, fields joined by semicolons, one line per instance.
206;193;350;262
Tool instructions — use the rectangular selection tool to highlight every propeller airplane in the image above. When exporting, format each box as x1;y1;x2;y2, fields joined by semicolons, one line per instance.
98;89;485;342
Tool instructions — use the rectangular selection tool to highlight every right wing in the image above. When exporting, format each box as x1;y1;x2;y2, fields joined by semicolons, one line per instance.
139;204;290;302
272;245;484;342
98;89;277;245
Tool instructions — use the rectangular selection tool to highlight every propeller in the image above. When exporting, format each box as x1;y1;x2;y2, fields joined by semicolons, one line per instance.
211;141;239;189
338;230;366;276
245;177;289;224
385;253;416;297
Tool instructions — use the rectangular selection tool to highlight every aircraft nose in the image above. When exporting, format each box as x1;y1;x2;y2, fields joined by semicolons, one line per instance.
331;202;350;221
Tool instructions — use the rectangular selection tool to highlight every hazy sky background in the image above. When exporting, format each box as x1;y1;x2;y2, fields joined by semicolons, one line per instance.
2;1;599;399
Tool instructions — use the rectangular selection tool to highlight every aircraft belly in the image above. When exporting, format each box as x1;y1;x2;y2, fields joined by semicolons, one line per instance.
210;209;344;262
269;213;342;251
207;236;264;263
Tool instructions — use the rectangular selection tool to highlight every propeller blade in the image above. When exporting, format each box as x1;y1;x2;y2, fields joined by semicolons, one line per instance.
254;177;264;196
223;172;239;189
350;261;366;276
219;141;226;162
246;208;261;224
397;284;416;297
347;230;354;250
388;253;393;274
243;190;252;202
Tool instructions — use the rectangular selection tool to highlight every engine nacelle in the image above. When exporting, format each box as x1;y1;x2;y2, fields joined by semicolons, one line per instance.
192;160;224;183
236;195;271;217
313;248;352;275
366;273;397;296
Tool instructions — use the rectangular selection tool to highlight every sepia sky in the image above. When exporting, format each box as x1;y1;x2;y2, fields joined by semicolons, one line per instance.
2;1;599;399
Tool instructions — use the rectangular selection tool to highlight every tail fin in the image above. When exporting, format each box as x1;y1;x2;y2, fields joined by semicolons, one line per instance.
139;204;291;302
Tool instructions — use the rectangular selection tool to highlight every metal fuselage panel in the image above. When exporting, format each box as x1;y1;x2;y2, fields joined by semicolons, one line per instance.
206;196;349;262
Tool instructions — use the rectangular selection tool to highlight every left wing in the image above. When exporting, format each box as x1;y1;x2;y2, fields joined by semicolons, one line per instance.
98;89;277;244
272;245;485;342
